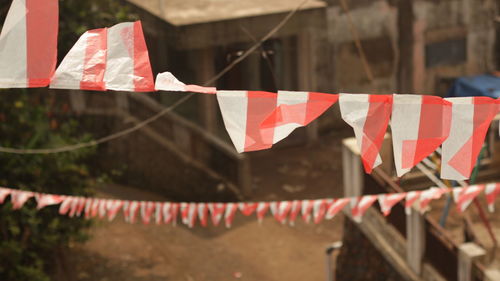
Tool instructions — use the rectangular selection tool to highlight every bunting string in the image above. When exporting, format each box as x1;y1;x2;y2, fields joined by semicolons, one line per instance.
1;183;499;228
0;0;499;183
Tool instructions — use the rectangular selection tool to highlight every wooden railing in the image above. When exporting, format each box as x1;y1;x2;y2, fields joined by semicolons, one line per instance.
342;137;491;281
71;92;252;198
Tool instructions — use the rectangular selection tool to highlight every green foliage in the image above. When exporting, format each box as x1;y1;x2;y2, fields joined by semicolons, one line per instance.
59;0;138;55
0;91;95;281
0;1;138;280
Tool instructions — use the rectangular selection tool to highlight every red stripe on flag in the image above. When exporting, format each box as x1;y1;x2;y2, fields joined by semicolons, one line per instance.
448;97;499;177
244;91;277;151
360;95;392;173
132;21;155;92
80;29;107;91
304;92;338;125
261;92;337;129
26;0;58;87
402;96;451;169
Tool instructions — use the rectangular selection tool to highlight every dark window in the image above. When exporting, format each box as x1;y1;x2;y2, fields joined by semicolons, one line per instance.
425;38;466;68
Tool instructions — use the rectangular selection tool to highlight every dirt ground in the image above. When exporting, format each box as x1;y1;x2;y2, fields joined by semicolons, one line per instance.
66;131;349;281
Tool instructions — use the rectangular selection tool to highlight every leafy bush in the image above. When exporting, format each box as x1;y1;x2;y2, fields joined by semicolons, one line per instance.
0;91;96;281
0;2;138;279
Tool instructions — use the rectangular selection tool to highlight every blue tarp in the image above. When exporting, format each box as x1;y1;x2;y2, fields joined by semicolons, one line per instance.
447;74;500;98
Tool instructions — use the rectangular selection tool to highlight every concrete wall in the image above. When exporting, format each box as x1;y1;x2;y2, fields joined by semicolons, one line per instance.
326;0;497;95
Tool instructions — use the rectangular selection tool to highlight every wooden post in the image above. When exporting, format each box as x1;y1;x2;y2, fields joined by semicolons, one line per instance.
485;269;500;281
297;31;319;143
406;207;425;275
458;243;486;281
196;48;217;134
342;138;363;197
397;0;414;93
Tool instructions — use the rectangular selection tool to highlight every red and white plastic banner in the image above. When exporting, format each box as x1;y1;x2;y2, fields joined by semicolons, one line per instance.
260;91;338;146
1;183;499;228
216;92;499;181
217;90;337;152
155;72;216;94
339;94;392;173
441;97;499;180
217;91;278;152
0;0;58;88
1;4;500;181
391;95;452;177
51;21;155;92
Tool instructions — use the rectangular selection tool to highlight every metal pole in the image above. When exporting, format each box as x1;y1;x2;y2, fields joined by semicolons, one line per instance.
325;241;343;281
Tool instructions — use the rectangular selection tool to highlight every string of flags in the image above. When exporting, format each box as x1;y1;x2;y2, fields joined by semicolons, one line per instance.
216;92;499;181
0;0;500;182
1;183;499;228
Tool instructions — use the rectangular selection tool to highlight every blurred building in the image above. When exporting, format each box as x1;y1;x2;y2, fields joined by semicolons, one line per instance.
126;0;497;132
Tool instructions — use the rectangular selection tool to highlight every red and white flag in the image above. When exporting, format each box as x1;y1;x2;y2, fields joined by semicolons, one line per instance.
301;200;315;223
140;201;155;224
288;200;302;226
74;197;86;217
351;195;377;222
10;190;33;210
217;91;277;152
238;202;258;216
441;97;499;180
155;72;216;94
208;203;226;226
97;199;107;219
391;95;452;176
180;202;197;228
59;197;74;215
88;198;101;218
270;201;292;224
325;198;350;220
197;203;209;227
0;188;11;203
0;0;58;88
50;28;107;91
405;191;422;214
256;202;270;223
123;201;140;223
339;94;392;173
83;199;93;218
51;21;155;92
217;91;337;152
377;193;406;216
312;199;328;224
68;197;80;217
154;202;163;224
260;91;338;145
485;183;500;212
36;194;63;209
106;200;124;221
162;202;179;225
453;185;483;213
224;203;239;228
419;188;447;212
